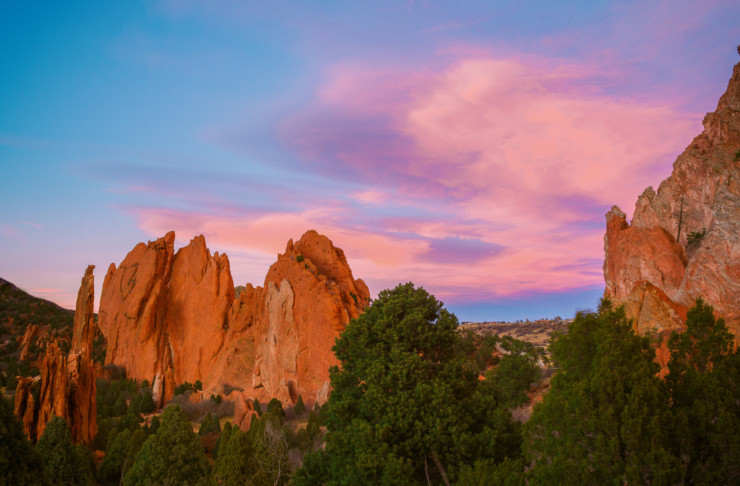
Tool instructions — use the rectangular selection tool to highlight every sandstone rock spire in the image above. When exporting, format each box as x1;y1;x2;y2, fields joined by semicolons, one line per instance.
14;265;97;443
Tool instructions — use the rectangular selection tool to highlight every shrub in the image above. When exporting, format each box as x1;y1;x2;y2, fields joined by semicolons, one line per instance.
296;254;305;263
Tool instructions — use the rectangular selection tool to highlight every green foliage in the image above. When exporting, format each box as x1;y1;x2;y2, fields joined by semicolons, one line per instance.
194;379;202;391
253;398;262;416
734;150;740;162
0;394;50;485
349;292;358;305
666;299;740;483
306;410;321;441
213;421;232;460
148;415;160;435
199;412;222;436
687;227;707;246
139;388;156;413
488;352;541;408
294;394;306;415
523;303;682;484
210;393;223;404
296;254;305;263
297;283;523;485
99;428;132;485
123;405;210;486
213;428;260;485
267;397;286;418
36;416;95;486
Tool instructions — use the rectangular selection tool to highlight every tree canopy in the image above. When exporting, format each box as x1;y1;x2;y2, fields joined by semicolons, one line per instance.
295;283;523;485
123;405;210;486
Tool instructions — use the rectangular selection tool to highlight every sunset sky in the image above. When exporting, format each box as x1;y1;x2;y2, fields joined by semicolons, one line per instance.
2;1;739;321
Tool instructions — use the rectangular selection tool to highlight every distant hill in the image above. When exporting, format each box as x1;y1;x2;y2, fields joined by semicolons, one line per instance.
461;317;570;353
0;277;74;378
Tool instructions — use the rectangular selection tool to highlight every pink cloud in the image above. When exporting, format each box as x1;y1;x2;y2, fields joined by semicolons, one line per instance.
128;53;700;306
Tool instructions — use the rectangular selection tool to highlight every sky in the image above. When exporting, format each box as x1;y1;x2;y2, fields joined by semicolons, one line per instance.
1;1;739;322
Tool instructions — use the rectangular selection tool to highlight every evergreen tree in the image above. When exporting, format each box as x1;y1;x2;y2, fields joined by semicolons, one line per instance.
294;394;306;415
99;428;132;485
213;421;233;460
523;303;682;484
139;388;156;414
254;398;262;416
123;405;210;486
213;428;259;485
0;394;49;485
667;299;740;483
295;283;522;485
267;398;286;418
199;412;222;436
36;416;95;486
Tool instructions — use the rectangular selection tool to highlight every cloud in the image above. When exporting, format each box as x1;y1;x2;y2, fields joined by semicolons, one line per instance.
121;52;700;308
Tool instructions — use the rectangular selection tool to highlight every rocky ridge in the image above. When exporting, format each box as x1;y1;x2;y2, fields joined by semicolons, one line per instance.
14;266;97;443
97;230;369;408
604;60;740;346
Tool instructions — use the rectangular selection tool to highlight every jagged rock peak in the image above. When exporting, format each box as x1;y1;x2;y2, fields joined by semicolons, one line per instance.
603;60;740;347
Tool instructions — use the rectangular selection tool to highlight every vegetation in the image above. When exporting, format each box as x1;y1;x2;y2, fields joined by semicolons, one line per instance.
8;281;738;485
0;394;50;485
687;227;707;246
123;405;210;486
295;283;525;485
37;416;96;486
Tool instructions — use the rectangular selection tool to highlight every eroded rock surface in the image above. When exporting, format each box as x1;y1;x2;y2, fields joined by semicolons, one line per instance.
604;61;740;343
99;230;369;407
14;265;97;443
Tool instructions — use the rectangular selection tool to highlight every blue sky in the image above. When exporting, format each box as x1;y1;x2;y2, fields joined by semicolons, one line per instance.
1;1;738;321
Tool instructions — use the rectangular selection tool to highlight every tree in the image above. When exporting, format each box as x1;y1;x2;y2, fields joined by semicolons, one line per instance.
139;388;156;414
199;412;221;436
123;405;210;486
295;283;522;485
36;416;95;486
666;299;740;483
213;428;260;485
294;394;306;415
523;302;682;484
213;421;233;460
0;394;49;485
99;428;132;485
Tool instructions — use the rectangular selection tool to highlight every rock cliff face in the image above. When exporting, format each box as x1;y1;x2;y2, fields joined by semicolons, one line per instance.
604;61;740;344
14;266;97;443
98;230;369;407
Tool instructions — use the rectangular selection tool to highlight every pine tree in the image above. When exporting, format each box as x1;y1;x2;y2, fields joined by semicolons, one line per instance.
523;303;682;484
0;394;49;485
294;394;306;415
667;299;740;483
36;416;95;486
295;283;522;485
123;405;210;485
213;428;259;485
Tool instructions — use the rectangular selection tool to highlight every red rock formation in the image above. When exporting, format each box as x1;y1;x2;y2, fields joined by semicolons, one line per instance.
98;230;369;408
17;324;50;362
604;61;740;345
14;266;97;443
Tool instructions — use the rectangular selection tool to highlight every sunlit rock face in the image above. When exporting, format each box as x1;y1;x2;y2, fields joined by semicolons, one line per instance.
98;230;369;407
14;266;97;444
604;61;740;346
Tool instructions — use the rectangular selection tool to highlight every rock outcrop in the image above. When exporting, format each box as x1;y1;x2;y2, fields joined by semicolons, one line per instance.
17;324;50;362
14;266;97;443
604;61;740;344
98;230;369;407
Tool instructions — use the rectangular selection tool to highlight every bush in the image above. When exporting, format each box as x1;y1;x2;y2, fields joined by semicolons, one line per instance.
139;389;156;414
167;393;235;421
296;254;304;263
